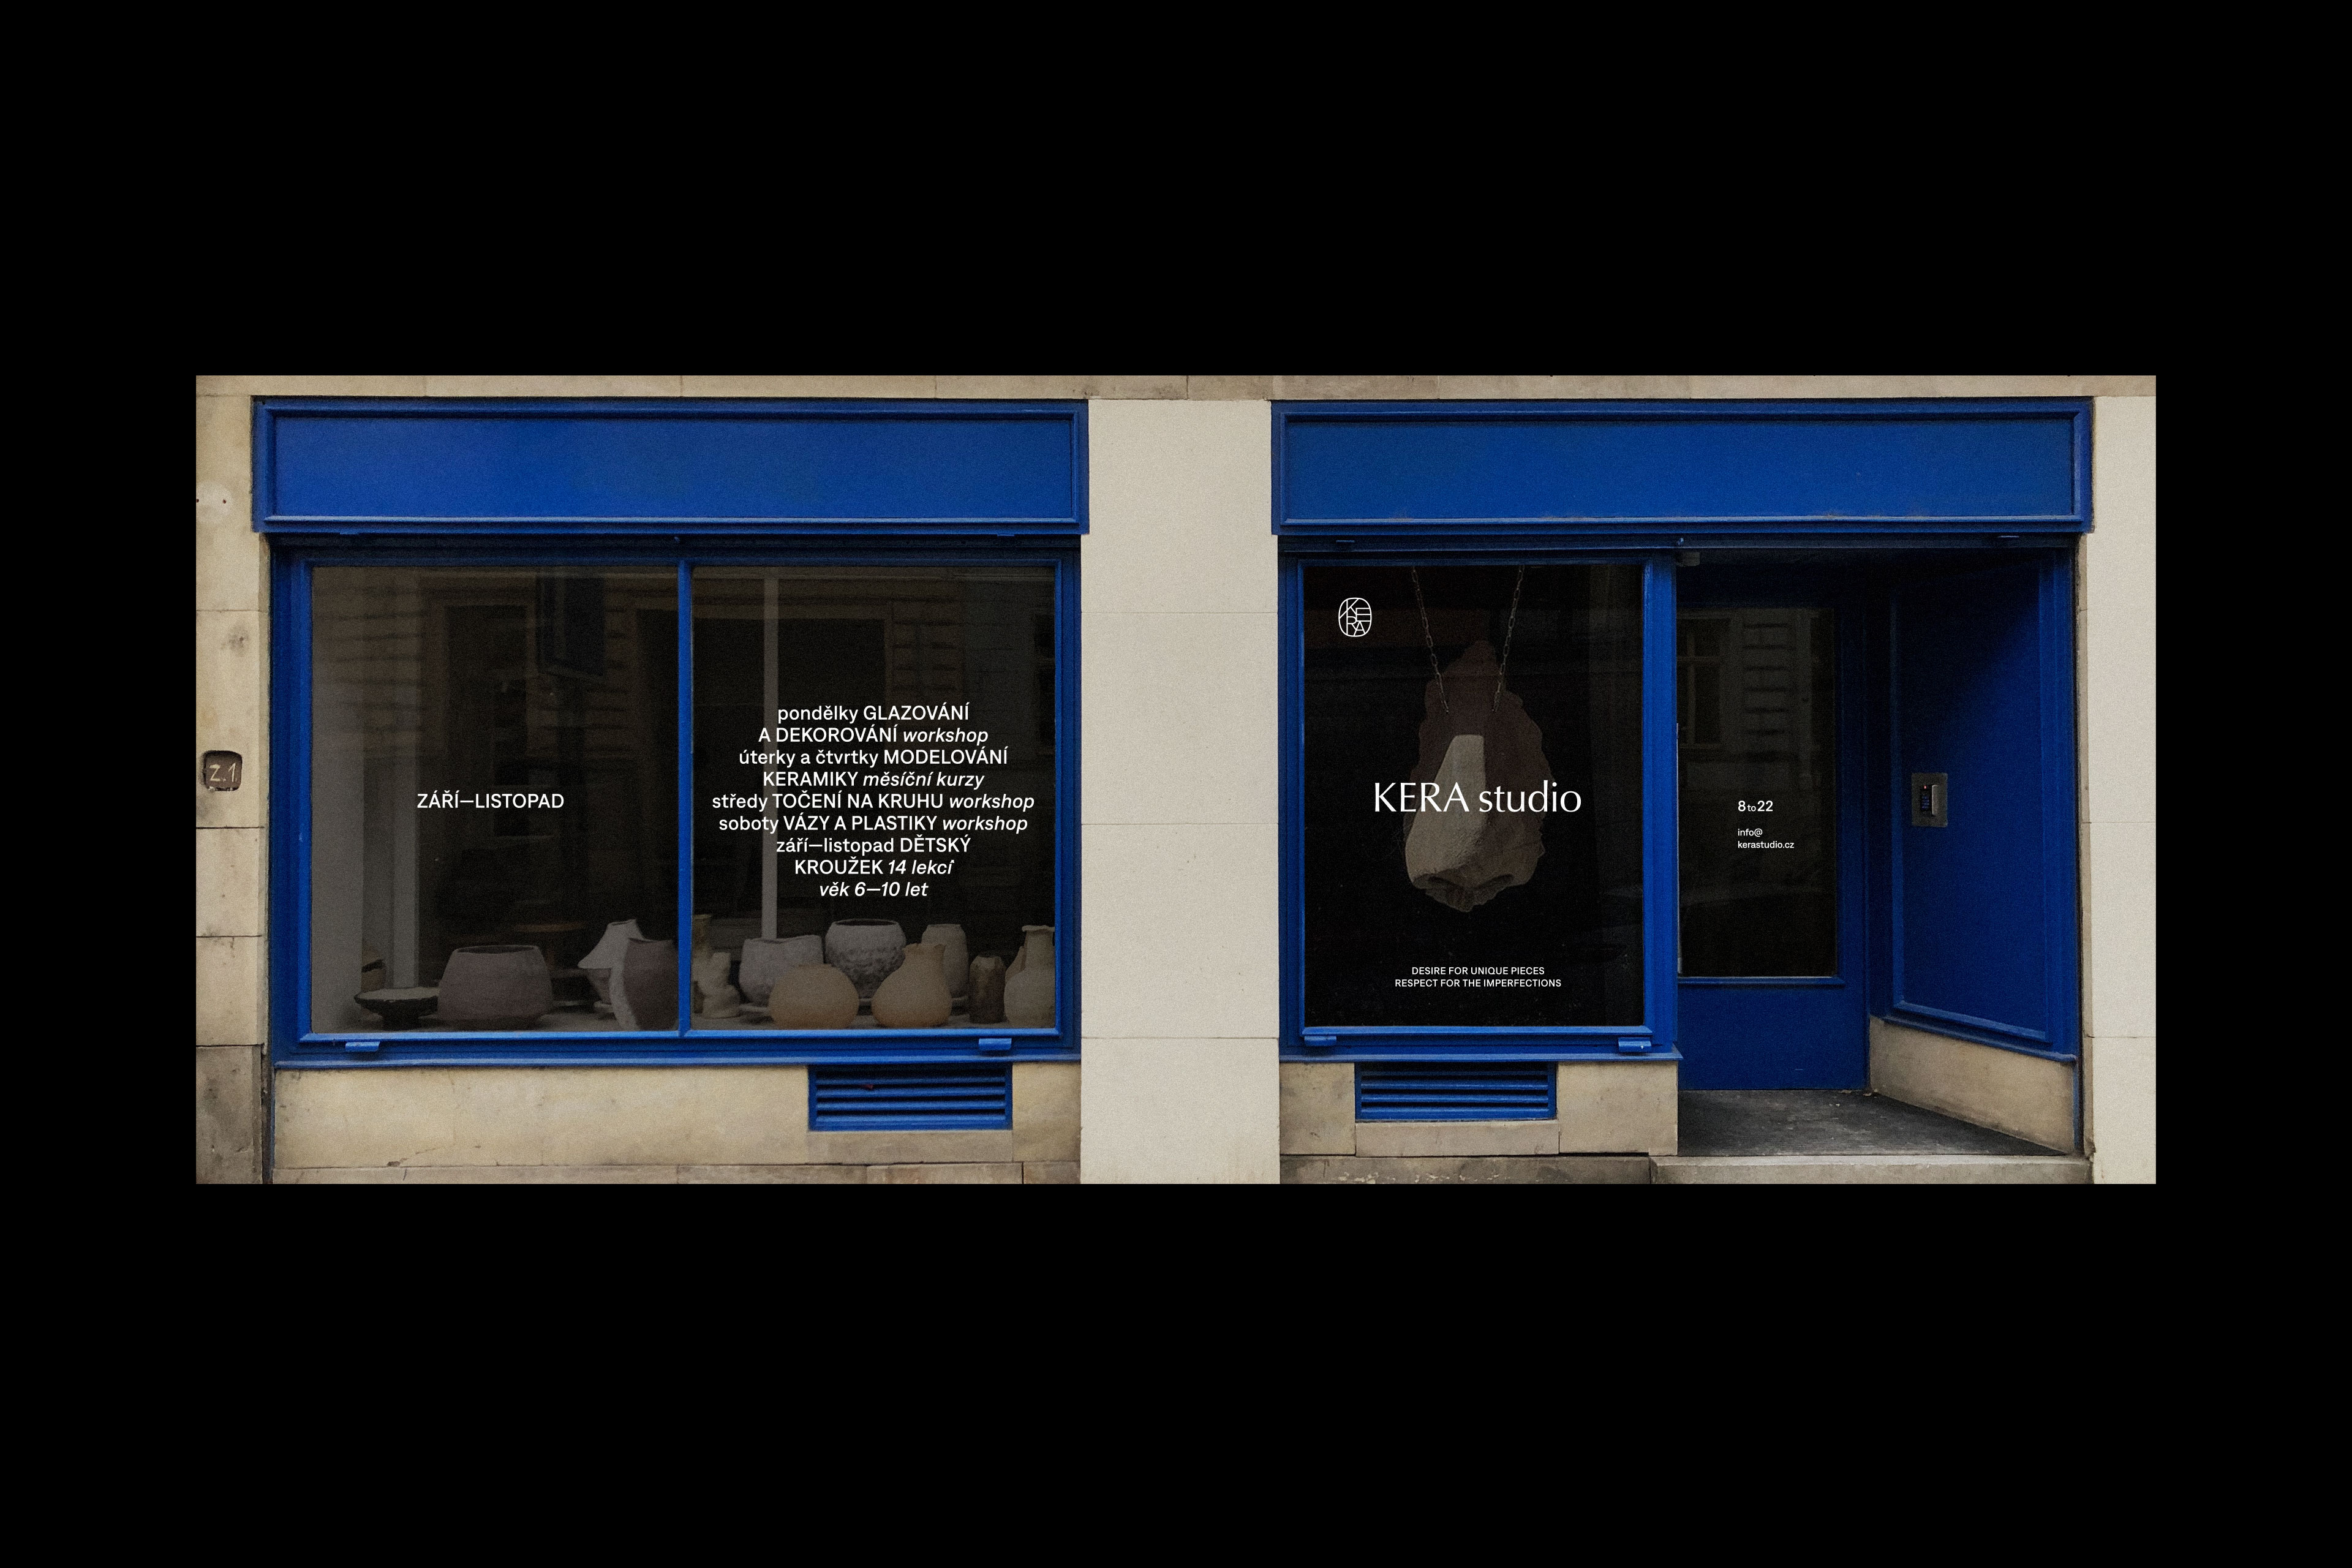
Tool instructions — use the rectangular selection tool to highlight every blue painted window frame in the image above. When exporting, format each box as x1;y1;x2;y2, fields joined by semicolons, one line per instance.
1272;399;2091;1067
263;401;1084;1068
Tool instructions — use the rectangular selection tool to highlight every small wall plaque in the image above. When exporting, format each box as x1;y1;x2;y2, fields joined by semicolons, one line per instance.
202;751;243;791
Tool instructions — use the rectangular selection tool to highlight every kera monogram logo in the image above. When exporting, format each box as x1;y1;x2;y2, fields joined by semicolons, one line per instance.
1337;597;1373;638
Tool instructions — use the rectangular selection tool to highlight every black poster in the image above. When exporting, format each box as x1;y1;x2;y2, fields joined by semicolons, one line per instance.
1302;564;1645;1027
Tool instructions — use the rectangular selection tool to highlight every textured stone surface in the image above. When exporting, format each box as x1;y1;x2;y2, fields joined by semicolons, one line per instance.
195;827;265;938
1279;1062;1354;1155
1352;1119;1559;1157
1085;399;1274;613
1684;1086;2058;1156
1556;1060;1678;1155
195;610;265;830
2087;1035;2156;1184
1080;825;1278;1038
866;1163;1025;1183
1012;1062;1080;1163
196;1047;265;1183
1023;1161;1080;1183
1080;1039;1278;1183
1654;1155;2088;1184
1868;1022;2075;1152
805;1128;1016;1166
1284;1155;1651;1183
275;1066;815;1169
197;937;265;1045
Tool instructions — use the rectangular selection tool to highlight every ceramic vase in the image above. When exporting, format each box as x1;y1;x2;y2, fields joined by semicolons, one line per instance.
826;919;907;1001
872;942;954;1028
613;937;677;1031
1003;926;1055;1027
578;919;645;1001
920;924;970;1002
438;944;554;1030
769;962;859;1029
739;934;823;1006
967;955;1007;1025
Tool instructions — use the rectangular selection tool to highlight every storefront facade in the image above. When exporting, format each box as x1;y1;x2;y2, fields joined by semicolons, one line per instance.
195;375;2157;1183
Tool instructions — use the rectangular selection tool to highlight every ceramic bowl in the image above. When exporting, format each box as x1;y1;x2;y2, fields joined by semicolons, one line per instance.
355;987;439;1028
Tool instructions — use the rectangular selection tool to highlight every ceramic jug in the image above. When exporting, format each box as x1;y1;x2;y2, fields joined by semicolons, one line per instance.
872;942;954;1028
920;924;970;1002
1003;925;1055;1027
769;962;858;1030
967;955;1008;1025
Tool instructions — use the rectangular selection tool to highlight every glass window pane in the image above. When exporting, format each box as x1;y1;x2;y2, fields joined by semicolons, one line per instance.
690;567;1058;1031
1302;564;1645;1027
1677;608;1836;976
311;568;677;1032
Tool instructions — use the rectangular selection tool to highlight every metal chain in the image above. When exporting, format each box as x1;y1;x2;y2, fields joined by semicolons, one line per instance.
1493;568;1526;707
1411;568;1449;712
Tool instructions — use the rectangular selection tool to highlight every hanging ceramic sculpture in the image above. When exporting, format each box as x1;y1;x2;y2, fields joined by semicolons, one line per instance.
920;923;970;1003
967;955;1007;1024
612;938;678;1030
739;934;822;1008
578;919;645;1002
769;962;858;1029
1403;621;1555;913
1003;925;1055;1026
872;943;954;1028
826;919;906;1000
437;944;553;1030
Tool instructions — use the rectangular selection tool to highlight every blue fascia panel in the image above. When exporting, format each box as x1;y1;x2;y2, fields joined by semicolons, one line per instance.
255;399;1087;532
1275;401;2090;533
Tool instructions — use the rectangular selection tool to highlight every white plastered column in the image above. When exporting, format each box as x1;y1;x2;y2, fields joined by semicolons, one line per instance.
2083;398;2156;1182
1078;401;1281;1182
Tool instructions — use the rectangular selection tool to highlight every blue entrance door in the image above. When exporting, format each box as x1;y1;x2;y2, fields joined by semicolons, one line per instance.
1674;568;1869;1088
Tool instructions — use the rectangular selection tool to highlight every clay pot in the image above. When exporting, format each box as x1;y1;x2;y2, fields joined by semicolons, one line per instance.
769;962;859;1030
872;943;954;1028
967;955;1007;1024
826;919;906;1000
920;923;970;1001
438;944;554;1030
613;938;678;1031
739;934;823;1006
1003;926;1055;1027
578;920;645;1001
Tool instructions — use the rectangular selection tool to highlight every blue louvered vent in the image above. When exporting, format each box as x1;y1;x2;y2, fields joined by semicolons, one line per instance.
809;1065;1012;1129
1355;1062;1556;1121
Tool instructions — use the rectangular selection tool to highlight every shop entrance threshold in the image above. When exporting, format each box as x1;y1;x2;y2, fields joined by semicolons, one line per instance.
1654;1090;2089;1183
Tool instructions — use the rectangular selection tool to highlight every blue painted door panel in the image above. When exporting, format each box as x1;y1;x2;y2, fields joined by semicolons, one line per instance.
1677;984;1866;1088
1675;567;1869;1090
1891;563;2056;1043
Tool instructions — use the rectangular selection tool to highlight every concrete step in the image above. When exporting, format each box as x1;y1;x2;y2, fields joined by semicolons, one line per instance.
1654;1153;2089;1183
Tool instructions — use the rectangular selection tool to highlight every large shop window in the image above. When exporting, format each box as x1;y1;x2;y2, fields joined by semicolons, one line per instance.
1283;551;1677;1060
300;562;1069;1058
266;398;1083;1065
